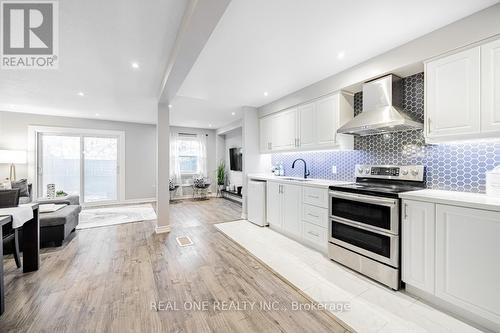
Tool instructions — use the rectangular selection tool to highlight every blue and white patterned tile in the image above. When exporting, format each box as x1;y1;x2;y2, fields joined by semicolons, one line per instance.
272;73;500;194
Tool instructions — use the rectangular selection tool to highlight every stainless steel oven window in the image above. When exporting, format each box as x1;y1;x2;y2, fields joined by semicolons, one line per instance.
329;218;399;268
329;191;399;234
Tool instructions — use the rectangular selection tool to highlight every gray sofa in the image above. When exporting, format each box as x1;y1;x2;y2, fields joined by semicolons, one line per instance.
12;182;81;247
36;196;81;247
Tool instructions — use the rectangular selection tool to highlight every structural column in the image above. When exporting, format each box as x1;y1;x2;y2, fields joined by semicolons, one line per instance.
156;102;171;233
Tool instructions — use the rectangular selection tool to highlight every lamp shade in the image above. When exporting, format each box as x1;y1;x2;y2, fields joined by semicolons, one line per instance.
0;150;27;164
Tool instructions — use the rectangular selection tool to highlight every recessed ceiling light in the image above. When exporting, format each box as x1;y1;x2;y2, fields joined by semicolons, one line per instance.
95;113;100;116
337;51;345;60
208;124;212;128
264;91;269;97
77;92;85;97
131;62;139;69
231;112;236;116
168;104;172;108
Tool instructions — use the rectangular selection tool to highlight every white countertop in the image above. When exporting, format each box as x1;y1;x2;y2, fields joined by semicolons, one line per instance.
247;173;348;189
400;189;500;212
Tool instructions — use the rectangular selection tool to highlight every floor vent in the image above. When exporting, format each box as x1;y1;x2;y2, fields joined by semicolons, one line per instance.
176;235;194;247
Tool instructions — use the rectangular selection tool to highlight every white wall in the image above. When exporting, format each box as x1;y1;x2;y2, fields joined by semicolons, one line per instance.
0;110;156;200
224;127;242;188
259;3;500;117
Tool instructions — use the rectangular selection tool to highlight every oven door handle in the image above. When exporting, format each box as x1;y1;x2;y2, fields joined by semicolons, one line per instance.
330;217;396;237
329;191;398;207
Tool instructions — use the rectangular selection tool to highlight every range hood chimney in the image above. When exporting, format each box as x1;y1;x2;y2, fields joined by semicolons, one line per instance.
337;74;423;136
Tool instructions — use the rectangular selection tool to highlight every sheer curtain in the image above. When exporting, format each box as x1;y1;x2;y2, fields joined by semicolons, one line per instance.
196;134;208;177
170;132;181;184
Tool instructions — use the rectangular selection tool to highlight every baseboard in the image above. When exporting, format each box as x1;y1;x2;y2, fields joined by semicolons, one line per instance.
155;224;171;234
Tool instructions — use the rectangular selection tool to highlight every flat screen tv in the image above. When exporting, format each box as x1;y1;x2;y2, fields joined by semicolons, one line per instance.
229;147;242;171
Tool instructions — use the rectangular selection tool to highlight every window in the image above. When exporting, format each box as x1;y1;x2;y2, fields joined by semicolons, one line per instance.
178;136;201;174
171;133;207;184
178;141;198;174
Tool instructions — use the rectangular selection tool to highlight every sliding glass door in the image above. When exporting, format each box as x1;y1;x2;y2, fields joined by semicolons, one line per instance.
38;133;120;203
83;137;118;202
39;134;81;197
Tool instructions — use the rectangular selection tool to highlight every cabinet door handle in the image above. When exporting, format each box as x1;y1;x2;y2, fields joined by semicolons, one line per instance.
307;231;320;237
404;203;408;220
308;195;320;199
427;117;431;134
307;213;319;218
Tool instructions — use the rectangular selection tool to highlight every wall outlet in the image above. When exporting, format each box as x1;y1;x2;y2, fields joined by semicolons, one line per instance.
331;165;337;174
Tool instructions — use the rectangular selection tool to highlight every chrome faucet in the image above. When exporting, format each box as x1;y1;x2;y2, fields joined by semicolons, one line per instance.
292;158;310;179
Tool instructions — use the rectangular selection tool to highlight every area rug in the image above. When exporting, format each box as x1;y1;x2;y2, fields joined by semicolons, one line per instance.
77;204;157;230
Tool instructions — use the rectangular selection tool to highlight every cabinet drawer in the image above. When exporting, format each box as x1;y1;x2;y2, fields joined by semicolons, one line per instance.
302;204;328;228
303;187;328;208
302;221;327;250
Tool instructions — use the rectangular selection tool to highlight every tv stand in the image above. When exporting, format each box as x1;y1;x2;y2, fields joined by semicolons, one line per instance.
221;189;242;205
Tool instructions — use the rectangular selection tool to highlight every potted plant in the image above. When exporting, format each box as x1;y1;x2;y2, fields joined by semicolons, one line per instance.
216;161;226;197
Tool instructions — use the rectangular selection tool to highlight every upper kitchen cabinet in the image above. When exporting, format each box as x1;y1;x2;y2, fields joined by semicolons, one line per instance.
481;38;500;133
425;37;500;143
260;114;274;152
425;47;481;142
271;107;298;151
260;92;353;153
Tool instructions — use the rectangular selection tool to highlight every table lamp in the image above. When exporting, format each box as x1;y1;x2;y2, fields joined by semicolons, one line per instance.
0;150;27;181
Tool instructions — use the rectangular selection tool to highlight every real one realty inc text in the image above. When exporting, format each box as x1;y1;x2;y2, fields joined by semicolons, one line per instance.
151;300;351;313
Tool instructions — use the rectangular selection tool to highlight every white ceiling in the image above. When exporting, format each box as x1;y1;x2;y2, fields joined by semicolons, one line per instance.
0;0;187;124
176;0;498;129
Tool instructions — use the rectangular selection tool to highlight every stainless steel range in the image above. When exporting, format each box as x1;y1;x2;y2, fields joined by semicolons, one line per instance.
328;165;425;290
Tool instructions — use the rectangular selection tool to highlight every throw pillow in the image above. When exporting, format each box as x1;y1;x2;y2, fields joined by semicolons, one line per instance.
193;177;205;188
11;178;29;197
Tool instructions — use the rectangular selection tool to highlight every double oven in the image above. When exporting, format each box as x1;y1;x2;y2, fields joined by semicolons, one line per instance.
328;165;425;290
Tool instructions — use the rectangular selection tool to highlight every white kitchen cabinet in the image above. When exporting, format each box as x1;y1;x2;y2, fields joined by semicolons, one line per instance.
266;181;302;238
272;108;298;151
282;184;302;238
298;102;316;148
260;115;274;153
402;200;435;294
266;181;282;230
316;94;339;146
301;220;327;252
259;92;353;153
481;38;500;133
435;204;500;325
425;47;481;141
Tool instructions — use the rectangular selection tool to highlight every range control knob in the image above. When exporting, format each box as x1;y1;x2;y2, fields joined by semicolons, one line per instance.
411;169;419;176
401;169;409;175
357;168;364;174
365;169;370;175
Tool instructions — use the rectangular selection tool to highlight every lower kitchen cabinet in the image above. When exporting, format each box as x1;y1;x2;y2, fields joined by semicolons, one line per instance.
282;183;302;238
402;199;500;330
266;181;283;229
402;200;435;294
266;181;302;239
266;181;329;251
435;204;500;326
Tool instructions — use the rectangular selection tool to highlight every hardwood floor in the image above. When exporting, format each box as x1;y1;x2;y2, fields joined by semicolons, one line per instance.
1;198;351;333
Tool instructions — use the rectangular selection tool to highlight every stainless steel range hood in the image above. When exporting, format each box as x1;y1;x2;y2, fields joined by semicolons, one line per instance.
337;74;423;136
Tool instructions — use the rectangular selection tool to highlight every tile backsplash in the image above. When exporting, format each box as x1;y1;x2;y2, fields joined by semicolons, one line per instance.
271;73;500;193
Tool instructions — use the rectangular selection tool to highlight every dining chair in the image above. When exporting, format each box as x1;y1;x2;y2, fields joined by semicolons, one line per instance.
0;189;22;268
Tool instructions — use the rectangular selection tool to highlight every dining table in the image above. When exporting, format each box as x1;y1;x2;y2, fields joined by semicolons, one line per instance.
0;203;40;316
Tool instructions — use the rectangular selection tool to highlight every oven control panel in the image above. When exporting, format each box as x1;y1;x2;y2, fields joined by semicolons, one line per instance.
355;165;425;181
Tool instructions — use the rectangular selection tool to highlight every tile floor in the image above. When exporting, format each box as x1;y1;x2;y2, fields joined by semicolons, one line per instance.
215;220;484;333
